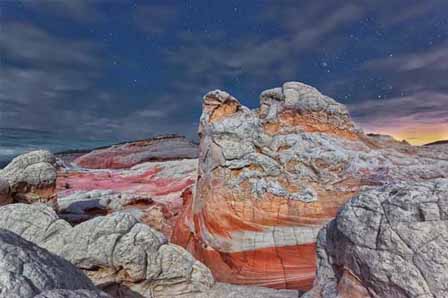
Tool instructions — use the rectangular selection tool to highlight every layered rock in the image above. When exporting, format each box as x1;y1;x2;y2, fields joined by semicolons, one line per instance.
172;82;448;290
0;228;104;298
56;159;197;237
74;135;198;169
0;150;57;203
0;203;214;297
304;179;448;298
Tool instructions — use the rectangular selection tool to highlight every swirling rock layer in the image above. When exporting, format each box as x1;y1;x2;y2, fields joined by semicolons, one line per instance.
56;159;197;237
172;82;448;290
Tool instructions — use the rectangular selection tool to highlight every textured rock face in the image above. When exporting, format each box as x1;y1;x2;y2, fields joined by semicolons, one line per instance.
0;150;57;203
74;135;198;169
0;229;100;298
172;82;448;290
0;178;11;206
0;203;214;297
305;179;448;298
56;159;197;237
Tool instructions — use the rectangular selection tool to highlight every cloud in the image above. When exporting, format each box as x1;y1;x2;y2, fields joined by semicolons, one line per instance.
365;44;448;73
0;21;102;133
349;92;448;144
23;0;100;23
0;22;100;67
167;2;365;86
2;1;447;147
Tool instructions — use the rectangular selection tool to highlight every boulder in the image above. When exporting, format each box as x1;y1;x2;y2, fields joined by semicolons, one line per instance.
74;135;198;169
172;82;448;290
0;203;214;297
0;150;57;203
304;179;448;298
0;229;101;298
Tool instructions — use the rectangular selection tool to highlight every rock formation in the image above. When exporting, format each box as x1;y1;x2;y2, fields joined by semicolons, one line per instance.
304;179;448;298
0;203;214;297
56;159;197;237
172;82;448;290
0;150;57;203
74;135;198;169
0;228;104;298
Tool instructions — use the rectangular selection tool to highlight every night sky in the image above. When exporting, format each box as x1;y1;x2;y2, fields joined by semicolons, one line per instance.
1;1;448;146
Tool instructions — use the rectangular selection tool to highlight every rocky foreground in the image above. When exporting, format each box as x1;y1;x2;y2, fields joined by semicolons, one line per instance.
0;81;447;297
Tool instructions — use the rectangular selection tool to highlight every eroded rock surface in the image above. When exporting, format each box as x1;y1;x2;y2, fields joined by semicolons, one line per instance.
0;229;100;298
0;203;214;297
74;135;198;169
0;150;57;203
56;159;197;237
304;179;448;298
172;82;448;290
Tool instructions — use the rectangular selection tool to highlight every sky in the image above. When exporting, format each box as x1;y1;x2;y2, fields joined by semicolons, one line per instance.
1;1;448;146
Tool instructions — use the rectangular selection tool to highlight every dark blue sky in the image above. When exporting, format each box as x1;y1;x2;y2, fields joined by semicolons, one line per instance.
1;0;448;145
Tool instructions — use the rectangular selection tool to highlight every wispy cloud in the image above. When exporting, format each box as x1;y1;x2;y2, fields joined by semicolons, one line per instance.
349;92;448;144
0;22;100;67
24;0;101;23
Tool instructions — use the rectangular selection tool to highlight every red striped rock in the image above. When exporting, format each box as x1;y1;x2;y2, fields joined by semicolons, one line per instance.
172;82;448;291
56;159;197;238
73;135;197;169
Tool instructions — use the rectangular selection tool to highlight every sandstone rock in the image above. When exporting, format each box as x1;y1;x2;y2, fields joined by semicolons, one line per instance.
0;203;214;297
0;228;99;298
0;150;57;203
304;179;448;298
172;82;448;290
56;159;197;237
0;178;11;206
35;290;111;298
74;135;198;169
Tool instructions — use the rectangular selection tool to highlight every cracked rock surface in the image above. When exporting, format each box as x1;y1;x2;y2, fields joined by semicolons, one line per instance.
0;228;101;298
0;203;214;298
172;81;448;290
0;150;57;203
304;179;448;298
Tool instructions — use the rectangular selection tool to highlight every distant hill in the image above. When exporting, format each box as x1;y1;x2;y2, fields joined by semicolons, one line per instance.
425;140;448;146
